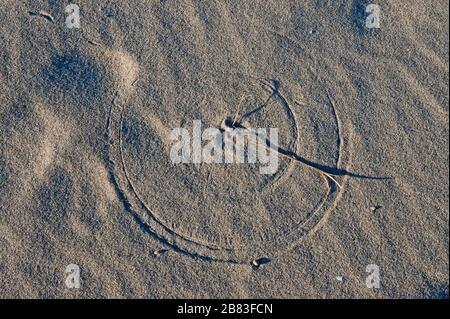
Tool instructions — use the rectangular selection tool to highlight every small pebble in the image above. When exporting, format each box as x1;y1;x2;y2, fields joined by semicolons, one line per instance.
371;205;382;212
154;249;168;256
251;257;271;269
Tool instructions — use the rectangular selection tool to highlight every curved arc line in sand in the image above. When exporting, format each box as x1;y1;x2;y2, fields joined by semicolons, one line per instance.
239;79;338;246
257;80;302;194
107;74;349;263
266;85;345;249
118;103;231;252
107;96;244;264
282;90;347;249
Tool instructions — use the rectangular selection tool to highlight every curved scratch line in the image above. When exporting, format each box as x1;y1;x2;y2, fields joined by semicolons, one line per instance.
276;88;344;246
118;104;234;252
297;89;346;240
259;80;301;193
107;103;245;264
109;71;348;262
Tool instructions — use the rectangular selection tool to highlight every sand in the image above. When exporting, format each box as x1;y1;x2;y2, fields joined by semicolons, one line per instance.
0;0;448;298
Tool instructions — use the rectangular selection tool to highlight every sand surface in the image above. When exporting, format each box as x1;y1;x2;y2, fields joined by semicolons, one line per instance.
0;0;448;298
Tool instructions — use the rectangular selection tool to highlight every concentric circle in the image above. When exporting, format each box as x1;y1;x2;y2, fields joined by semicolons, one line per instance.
107;70;348;263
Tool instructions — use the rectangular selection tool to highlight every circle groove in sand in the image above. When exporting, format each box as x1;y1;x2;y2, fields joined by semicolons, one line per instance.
107;74;348;263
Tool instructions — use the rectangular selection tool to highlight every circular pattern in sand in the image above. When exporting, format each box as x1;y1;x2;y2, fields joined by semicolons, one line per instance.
107;64;349;263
